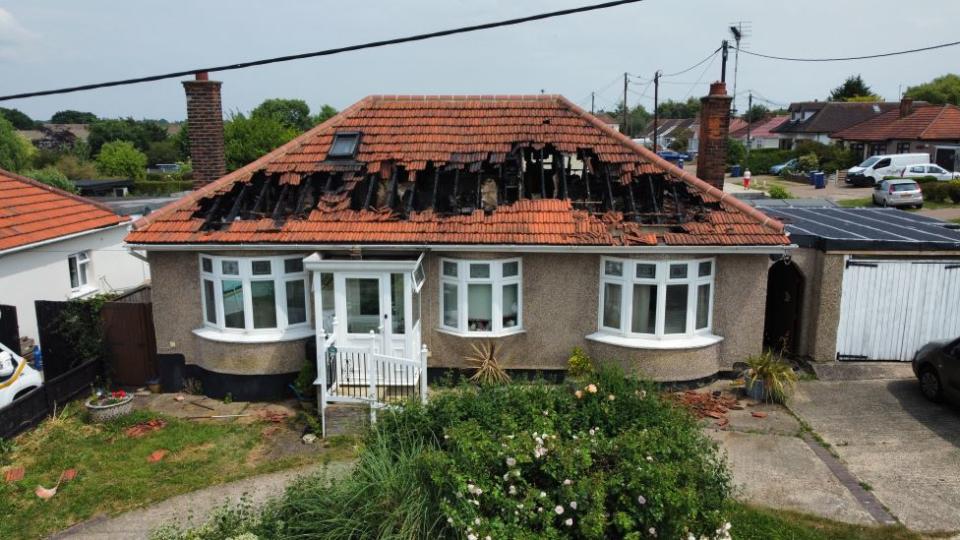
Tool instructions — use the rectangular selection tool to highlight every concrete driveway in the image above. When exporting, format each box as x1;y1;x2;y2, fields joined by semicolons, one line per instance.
791;378;960;533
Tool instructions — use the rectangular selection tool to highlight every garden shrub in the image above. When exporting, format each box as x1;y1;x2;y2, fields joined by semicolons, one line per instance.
767;185;792;200
921;182;949;202
948;181;960;204
567;347;594;377
796;153;819;173
744;149;792;175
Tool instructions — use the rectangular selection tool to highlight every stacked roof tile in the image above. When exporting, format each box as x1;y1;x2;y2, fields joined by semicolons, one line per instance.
128;95;788;247
0;169;128;253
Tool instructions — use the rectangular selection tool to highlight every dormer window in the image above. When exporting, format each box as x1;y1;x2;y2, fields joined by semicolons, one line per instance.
328;131;361;158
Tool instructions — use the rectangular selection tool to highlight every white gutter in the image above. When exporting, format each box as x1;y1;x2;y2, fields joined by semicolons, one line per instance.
0;222;130;258
127;242;797;255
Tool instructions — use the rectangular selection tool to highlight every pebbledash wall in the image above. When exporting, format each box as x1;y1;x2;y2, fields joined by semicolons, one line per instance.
149;249;769;385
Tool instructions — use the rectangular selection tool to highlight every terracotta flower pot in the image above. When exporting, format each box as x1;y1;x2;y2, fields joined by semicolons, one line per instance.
85;395;134;423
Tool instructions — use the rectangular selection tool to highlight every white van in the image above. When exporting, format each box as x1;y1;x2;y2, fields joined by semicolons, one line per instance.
847;153;930;186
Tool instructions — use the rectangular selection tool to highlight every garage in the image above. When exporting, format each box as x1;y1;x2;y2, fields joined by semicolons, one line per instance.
755;200;960;363
836;259;960;361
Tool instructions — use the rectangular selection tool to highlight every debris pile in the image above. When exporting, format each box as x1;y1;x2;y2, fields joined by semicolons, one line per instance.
674;390;744;428
124;419;167;438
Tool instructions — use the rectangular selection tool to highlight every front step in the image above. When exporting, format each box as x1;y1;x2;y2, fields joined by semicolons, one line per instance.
324;403;370;437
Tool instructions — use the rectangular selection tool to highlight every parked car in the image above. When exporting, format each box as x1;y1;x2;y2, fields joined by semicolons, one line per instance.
657;150;690;163
847;153;930;186
0;343;43;409
872;179;923;208
769;158;798;175
900;163;960;182
913;337;960;403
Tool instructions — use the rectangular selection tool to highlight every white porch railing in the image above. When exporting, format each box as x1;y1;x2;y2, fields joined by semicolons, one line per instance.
314;317;428;437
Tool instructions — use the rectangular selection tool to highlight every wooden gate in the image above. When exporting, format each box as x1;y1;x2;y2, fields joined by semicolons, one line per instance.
102;302;157;386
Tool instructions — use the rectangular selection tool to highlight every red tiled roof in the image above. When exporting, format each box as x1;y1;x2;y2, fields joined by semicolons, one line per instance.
832;104;960;142
0;168;128;253
128;95;787;247
731;115;788;140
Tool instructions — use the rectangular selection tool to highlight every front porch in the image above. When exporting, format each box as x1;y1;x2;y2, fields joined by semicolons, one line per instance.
305;253;428;436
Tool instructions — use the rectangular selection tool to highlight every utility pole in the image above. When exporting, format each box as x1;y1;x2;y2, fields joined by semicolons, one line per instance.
728;22;751;115
622;72;628;134
653;71;660;152
746;92;753;165
591;92;595;114
721;40;729;83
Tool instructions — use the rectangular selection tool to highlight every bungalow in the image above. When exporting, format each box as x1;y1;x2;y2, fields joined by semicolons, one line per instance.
832;98;960;170
730;115;788;150
772;101;899;149
126;78;791;401
0;169;150;341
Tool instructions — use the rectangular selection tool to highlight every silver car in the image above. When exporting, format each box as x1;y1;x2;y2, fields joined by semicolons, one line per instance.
872;179;923;208
901;163;960;182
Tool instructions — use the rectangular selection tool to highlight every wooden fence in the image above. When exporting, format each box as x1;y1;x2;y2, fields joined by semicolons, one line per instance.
0;359;102;440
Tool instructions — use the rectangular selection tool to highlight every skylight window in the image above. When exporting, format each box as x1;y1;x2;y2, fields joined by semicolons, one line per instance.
328;131;360;158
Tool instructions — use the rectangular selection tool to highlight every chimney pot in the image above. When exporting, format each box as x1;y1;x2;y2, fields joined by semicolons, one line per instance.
195;71;209;81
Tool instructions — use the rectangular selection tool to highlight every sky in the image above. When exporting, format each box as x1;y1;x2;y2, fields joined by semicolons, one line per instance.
1;0;958;122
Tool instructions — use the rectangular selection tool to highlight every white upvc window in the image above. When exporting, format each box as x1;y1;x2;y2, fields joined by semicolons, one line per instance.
598;258;716;342
198;254;312;340
68;251;94;293
439;258;522;336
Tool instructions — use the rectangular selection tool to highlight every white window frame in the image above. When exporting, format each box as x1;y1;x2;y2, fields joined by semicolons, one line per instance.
592;257;719;348
196;254;313;343
68;251;96;296
439;258;523;337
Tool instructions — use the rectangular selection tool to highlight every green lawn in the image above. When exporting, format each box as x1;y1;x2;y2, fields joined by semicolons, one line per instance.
730;505;928;540
0;405;354;540
836;197;874;208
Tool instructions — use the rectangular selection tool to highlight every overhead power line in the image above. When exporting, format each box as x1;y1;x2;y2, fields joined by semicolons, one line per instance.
660;47;722;78
0;0;647;102
736;38;960;62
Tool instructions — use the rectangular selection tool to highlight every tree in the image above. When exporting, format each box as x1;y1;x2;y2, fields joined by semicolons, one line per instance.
88;118;168;155
252;98;312;131
605;102;651;137
726;137;746;165
742;104;770;123
904;74;960;105
223;113;298;171
0;107;37;130
312;104;339;126
22;166;77;193
96;140;147;180
50;110;98;124
54;154;98;179
0;117;34;172
657;98;701;119
146;140;182;166
829;75;881;102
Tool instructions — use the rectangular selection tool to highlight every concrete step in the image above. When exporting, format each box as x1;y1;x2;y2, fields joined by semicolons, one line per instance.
324;403;370;437
810;362;914;382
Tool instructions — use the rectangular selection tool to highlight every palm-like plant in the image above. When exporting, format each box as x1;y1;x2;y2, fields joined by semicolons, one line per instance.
745;350;798;404
465;341;511;384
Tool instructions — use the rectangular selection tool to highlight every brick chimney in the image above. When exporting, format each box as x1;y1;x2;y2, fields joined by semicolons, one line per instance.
900;97;914;118
182;72;226;188
696;81;733;190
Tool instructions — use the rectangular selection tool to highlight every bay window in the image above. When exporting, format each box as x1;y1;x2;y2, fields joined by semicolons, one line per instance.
596;258;716;344
198;254;312;340
440;258;522;336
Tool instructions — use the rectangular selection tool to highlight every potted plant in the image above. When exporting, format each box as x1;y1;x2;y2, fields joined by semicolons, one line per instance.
744;351;798;404
85;389;134;422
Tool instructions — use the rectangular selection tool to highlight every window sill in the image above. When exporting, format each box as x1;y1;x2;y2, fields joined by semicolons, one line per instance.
69;285;99;299
192;326;315;344
585;332;723;350
435;326;526;339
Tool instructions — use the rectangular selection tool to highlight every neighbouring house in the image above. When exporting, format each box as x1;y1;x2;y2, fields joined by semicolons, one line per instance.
17;124;91;150
637;118;698;153
0;169;151;342
753;199;960;362
831;98;960;170
772;101;900;149
593;112;621;133
730;115;788;150
125;77;790;402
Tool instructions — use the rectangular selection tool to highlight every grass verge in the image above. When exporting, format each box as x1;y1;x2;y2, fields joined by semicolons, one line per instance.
729;504;928;540
0;404;355;540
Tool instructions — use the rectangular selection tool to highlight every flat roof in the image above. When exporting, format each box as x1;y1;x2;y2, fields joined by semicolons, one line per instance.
752;200;960;251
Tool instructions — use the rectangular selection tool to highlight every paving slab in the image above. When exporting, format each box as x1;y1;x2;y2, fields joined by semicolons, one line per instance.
791;379;960;532
811;361;915;381
707;429;874;525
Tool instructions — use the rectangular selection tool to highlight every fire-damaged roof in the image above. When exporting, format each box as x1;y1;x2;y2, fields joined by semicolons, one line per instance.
127;95;788;247
1;168;129;254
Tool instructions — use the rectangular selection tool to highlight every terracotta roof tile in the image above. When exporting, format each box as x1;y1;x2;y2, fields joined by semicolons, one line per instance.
129;95;787;247
0;169;128;253
833;104;960;142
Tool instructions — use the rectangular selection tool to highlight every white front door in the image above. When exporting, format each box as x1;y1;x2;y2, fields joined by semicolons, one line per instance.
334;272;410;358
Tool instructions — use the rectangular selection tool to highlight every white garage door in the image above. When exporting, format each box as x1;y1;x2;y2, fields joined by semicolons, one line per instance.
835;258;960;361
